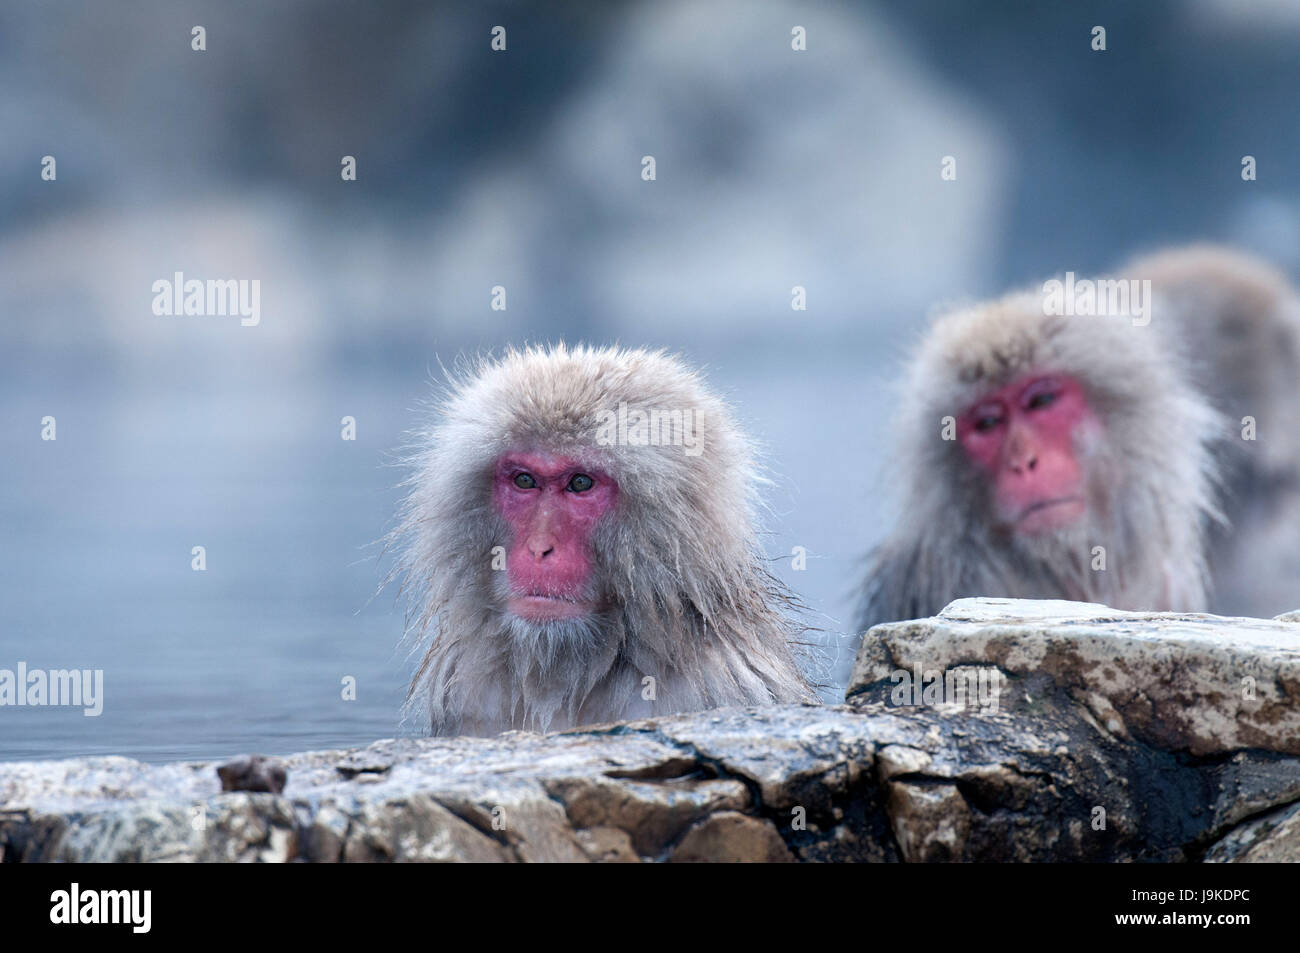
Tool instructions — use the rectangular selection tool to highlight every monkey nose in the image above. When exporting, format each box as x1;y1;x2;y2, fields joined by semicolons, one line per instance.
1008;453;1038;475
527;539;555;560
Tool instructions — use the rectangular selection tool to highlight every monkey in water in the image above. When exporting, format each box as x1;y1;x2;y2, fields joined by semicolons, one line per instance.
391;344;814;736
857;245;1300;635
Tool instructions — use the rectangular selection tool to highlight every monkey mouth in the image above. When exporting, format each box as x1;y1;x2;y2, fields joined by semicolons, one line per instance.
507;593;596;622
1015;496;1086;533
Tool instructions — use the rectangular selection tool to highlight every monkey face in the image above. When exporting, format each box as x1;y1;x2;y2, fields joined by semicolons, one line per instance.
956;374;1098;535
492;450;618;623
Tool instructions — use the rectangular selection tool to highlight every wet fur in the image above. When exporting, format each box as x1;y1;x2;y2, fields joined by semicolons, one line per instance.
391;344;814;736
857;256;1228;634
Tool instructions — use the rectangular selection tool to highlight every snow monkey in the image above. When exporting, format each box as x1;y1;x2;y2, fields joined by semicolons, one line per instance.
857;245;1300;636
1123;246;1300;616
392;344;814;736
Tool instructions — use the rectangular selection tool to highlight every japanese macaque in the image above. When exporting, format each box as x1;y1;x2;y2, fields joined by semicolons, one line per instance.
1124;247;1300;616
857;245;1300;634
391;344;814;736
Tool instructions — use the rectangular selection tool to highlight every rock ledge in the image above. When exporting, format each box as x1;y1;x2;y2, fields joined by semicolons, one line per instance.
3;598;1298;862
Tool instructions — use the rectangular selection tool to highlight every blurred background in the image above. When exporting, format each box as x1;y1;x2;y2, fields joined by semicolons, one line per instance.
2;0;1298;762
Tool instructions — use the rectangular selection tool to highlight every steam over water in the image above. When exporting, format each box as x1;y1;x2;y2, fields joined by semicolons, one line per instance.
0;352;886;762
3;0;1298;761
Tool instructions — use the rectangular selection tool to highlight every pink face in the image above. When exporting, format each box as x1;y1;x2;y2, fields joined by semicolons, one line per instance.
956;374;1096;534
493;451;618;623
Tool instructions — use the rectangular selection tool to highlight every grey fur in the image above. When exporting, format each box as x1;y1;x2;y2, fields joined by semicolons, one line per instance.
857;253;1229;636
390;343;814;736
1122;246;1300;616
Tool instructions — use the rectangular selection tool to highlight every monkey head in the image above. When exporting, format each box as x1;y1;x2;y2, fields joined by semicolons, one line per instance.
857;254;1275;635
392;343;812;734
896;290;1222;558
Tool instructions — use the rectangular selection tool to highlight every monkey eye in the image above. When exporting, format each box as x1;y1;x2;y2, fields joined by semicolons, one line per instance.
1026;390;1059;411
972;406;1004;433
566;473;594;493
513;472;537;489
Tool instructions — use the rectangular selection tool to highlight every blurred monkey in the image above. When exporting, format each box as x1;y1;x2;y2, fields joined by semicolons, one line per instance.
1124;246;1300;616
391;344;813;736
858;245;1300;635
